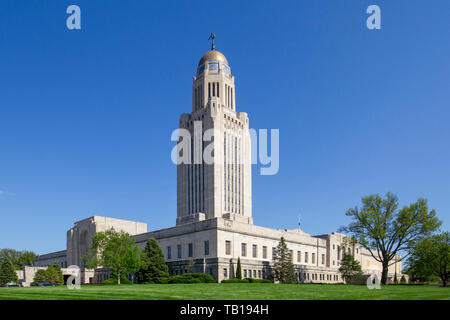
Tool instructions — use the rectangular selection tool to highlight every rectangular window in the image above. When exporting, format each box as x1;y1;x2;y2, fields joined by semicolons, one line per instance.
305;252;308;263
263;246;267;259
252;244;257;258
297;251;301;263
188;243;193;257
167;247;172;260
244;270;247;278
224;268;227;278
225;240;231;255
241;243;247;257
312;253;316;264
322;254;325;265
253;270;256;278
204;241;209;255
177;245;182;259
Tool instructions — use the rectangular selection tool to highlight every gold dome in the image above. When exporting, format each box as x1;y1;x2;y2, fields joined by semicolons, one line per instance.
198;50;229;67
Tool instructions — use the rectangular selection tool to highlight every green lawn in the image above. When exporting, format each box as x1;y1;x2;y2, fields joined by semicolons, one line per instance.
0;283;450;300
0;284;448;300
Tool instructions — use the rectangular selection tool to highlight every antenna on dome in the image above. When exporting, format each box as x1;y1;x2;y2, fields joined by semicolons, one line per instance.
208;32;216;51
298;212;301;230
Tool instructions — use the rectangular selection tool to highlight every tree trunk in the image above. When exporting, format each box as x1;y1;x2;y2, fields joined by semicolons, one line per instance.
440;275;447;287
117;268;121;285
381;262;389;285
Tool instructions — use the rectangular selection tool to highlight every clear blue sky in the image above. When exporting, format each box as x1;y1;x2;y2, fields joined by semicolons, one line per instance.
0;1;449;254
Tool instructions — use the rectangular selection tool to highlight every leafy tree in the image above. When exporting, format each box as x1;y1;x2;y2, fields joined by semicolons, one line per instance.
407;231;449;286
19;251;36;267
136;238;168;283
338;253;362;283
272;237;297;284
340;193;441;284
46;262;64;285
84;228;141;285
0;258;18;284
0;249;36;269
32;269;47;285
236;257;242;279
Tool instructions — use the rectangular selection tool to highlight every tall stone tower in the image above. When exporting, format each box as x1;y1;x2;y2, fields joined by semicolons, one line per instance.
176;37;252;225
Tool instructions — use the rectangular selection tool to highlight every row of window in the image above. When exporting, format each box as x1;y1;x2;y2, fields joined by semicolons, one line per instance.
166;240;355;268
231;242;327;265
304;273;340;281
167;241;210;260
197;61;230;75
223;268;264;279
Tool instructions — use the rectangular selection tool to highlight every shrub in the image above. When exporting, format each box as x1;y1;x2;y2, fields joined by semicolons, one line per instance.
101;277;132;285
246;278;272;283
221;278;271;283
222;278;249;283
159;273;216;284
400;275;407;284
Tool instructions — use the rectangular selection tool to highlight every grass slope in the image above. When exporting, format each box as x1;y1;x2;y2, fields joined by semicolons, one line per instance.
0;284;448;300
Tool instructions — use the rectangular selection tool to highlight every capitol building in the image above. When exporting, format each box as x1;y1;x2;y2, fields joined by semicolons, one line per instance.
18;42;402;286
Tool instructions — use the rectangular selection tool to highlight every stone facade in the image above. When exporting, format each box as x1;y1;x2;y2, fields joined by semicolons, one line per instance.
31;47;404;284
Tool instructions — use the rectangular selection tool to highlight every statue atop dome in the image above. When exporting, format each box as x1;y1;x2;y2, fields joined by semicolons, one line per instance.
208;32;216;50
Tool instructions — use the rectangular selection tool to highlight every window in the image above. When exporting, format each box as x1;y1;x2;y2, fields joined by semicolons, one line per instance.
258;270;261;278
253;270;256;278
244;270;247;278
348;248;351;254
305;252;308;263
356;248;359;254
177;245;182;259
297;251;301;263
252;244;257;258
241;243;247;257
224;268;228;278
204;241;209;256
263;246;267;259
312;253;315;264
188;243;193;257
322;254;325;265
225;241;231;255
272;247;275;260
167;246;172;259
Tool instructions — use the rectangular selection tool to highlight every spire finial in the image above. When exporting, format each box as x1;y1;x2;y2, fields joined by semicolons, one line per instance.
208;32;216;51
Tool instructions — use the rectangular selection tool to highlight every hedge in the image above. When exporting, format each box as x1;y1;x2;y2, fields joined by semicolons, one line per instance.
101;277;132;285
159;273;216;284
221;278;272;283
